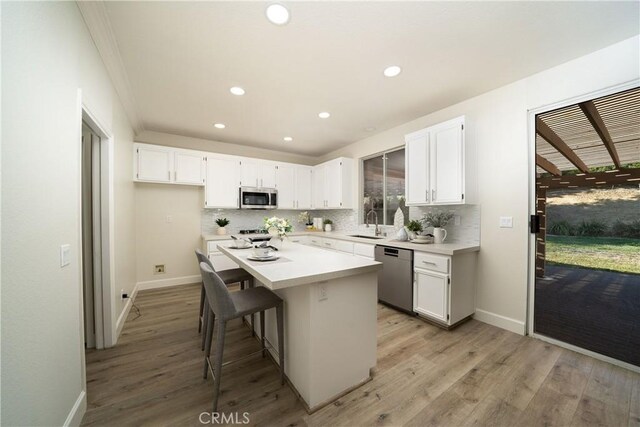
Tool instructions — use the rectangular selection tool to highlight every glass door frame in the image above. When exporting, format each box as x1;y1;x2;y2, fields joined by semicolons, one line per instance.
526;79;639;373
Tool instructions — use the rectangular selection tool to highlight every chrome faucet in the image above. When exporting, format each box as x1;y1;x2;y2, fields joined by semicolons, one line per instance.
365;209;381;236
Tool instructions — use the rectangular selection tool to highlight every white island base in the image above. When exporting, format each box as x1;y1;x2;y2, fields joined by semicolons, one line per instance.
259;272;378;412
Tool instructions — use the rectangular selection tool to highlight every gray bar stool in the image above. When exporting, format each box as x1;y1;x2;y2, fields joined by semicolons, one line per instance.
199;262;285;412
195;249;254;350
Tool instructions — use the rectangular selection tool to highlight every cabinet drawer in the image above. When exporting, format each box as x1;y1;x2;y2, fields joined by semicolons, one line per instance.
289;236;310;245
335;240;354;254
354;243;375;259
207;240;233;253
322;238;337;250
414;252;450;274
309;236;323;247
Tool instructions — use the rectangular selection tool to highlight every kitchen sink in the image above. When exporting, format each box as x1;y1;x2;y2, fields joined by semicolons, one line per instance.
349;234;385;240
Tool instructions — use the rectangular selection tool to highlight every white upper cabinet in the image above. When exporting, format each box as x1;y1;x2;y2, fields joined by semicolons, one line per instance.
134;143;204;186
135;145;172;183
430;120;464;204
404;116;472;206
275;163;296;209
405;129;429;205
240;159;277;188
313;157;353;209
174;151;205;185
295;166;313;210
312;164;325;209
205;155;240;209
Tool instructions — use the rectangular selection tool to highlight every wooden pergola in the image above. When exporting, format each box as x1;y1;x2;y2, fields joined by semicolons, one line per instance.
534;87;640;277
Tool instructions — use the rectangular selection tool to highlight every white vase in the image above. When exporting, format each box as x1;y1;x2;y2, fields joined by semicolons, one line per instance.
216;227;226;235
324;224;332;232
433;227;447;244
393;207;404;230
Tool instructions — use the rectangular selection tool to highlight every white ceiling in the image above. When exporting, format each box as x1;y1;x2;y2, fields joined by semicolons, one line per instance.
104;1;640;156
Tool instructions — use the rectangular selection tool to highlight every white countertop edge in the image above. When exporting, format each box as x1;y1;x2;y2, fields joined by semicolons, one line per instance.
204;231;480;256
217;245;382;290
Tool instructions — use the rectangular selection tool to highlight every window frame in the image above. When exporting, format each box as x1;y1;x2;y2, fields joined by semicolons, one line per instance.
359;145;405;226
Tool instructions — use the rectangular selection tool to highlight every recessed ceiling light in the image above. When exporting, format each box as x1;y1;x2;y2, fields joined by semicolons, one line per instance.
383;65;402;77
266;3;290;25
283;136;293;142
365;127;377;132
214;123;226;129
318;112;330;119
230;86;245;96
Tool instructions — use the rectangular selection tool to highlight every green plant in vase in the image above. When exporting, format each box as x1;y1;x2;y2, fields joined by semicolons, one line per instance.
323;219;333;232
215;217;230;235
407;219;423;240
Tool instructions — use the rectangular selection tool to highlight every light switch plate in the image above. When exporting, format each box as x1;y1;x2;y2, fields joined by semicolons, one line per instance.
499;216;513;228
60;244;71;267
454;215;461;226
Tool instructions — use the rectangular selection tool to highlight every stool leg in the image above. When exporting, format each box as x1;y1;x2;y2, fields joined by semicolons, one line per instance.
212;320;227;413
249;278;255;337
201;304;209;351
260;310;266;358
198;283;205;333
276;302;285;385
203;309;215;379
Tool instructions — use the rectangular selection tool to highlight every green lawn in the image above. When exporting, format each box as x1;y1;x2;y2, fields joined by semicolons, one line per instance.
546;235;640;274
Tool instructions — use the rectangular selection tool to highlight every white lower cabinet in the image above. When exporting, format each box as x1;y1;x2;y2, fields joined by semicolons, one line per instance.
289;235;310;245
413;251;477;327
354;243;375;259
414;268;449;322
205;240;239;271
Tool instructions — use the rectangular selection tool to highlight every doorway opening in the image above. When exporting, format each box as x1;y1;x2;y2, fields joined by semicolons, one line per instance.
80;109;114;350
530;86;640;368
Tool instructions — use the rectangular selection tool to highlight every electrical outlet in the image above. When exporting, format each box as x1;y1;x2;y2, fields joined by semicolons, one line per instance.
121;289;127;300
499;216;513;228
60;244;71;267
166;215;173;223
154;264;165;274
318;283;328;301
454;215;461;226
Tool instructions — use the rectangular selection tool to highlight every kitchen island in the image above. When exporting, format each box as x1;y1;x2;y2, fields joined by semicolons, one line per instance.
218;242;382;412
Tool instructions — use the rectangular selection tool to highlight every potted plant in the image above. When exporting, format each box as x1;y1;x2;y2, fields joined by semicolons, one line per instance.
421;212;454;244
215;217;230;235
298;211;313;229
406;220;423;240
323;219;333;232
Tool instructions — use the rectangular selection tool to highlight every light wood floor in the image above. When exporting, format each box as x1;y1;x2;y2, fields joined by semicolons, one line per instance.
82;283;640;427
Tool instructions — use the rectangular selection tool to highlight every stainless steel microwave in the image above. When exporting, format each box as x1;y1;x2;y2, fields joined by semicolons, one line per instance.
239;187;278;209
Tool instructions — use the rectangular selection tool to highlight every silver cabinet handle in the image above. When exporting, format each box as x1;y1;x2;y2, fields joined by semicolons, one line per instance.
175;171;177;181
422;260;437;265
168;171;171;180
426;189;429;203
432;189;436;201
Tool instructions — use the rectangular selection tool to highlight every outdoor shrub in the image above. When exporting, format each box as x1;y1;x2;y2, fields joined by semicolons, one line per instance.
547;220;574;236
575;220;607;237
611;220;640;239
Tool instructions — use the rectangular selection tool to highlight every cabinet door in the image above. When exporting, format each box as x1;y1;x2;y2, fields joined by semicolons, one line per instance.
136;145;172;182
312;165;325;209
208;253;239;271
405;130;429;205
260;163;277;188
295;166;313;209
205;157;240;208
275;164;296;209
174;151;204;185
431;119;464;204
414;268;449;322
325;159;343;208
240;158;260;187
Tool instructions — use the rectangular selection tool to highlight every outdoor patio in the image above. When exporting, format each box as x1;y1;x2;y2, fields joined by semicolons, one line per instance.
535;265;640;366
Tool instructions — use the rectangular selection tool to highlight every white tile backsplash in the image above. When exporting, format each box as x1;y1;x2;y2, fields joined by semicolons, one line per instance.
203;204;480;244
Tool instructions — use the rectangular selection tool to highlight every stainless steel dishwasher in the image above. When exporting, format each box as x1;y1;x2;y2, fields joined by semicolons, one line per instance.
375;245;414;313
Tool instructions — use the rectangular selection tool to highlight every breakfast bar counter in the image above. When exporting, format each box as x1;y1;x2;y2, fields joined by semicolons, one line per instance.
218;242;382;412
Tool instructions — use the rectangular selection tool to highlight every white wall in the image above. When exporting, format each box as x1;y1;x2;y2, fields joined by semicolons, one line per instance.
319;36;640;334
133;131;316;288
1;2;136;425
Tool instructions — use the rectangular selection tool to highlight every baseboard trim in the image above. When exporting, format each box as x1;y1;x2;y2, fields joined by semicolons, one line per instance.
136;275;201;291
115;283;139;340
63;390;86;427
473;309;525;335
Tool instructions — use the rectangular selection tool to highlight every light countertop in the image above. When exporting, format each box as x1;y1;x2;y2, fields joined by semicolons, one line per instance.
203;231;479;256
218;242;382;290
